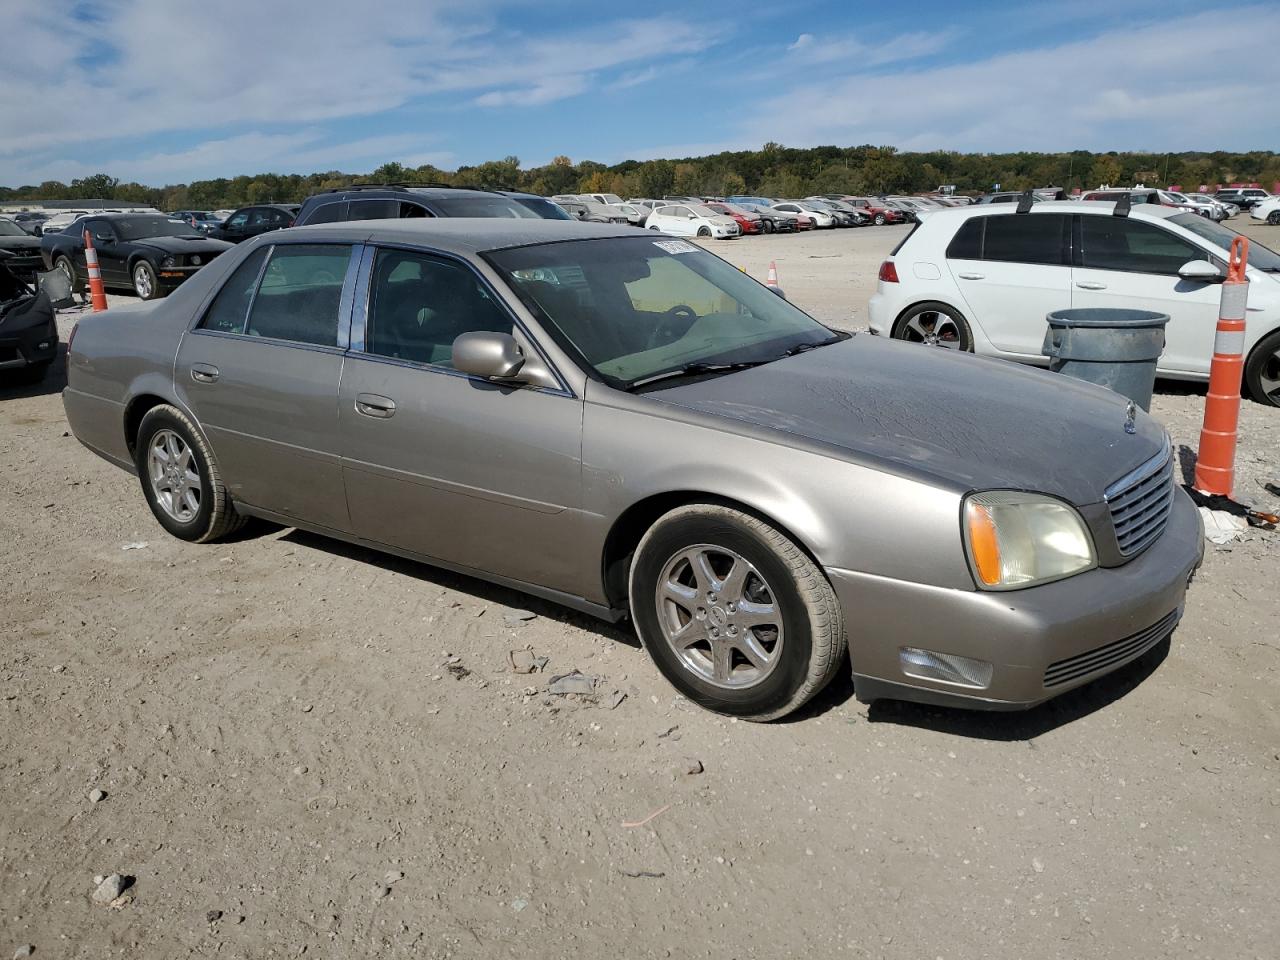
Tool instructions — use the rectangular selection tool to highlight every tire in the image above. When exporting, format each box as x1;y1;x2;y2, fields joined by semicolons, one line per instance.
1244;329;1280;407
649;225;661;231
892;301;974;351
697;226;711;238
629;504;846;721
1267;211;1280;225
134;404;246;543
131;260;161;300
55;255;78;291
761;219;774;234
873;213;886;225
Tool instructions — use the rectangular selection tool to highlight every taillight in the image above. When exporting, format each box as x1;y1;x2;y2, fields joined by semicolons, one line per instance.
878;260;899;283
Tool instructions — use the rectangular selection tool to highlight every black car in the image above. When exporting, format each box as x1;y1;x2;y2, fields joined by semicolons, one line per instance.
208;204;300;243
0;252;58;385
1214;188;1271;210
294;183;569;226
0;218;46;281
41;213;233;300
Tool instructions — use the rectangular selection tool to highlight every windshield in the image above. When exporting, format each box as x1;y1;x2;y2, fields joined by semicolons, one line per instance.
688;204;721;218
486;236;837;388
1170;214;1280;272
430;195;545;219
599;194;624;205
510;196;572;220
0;220;27;236
114;216;202;240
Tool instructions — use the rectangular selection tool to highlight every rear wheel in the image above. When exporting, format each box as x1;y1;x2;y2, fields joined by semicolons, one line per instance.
1267;211;1280;225
134;404;246;542
630;504;845;721
55;255;77;291
892;301;973;351
1245;330;1280;407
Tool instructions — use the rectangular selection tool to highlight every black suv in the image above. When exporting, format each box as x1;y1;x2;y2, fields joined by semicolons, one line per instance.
209;204;300;243
294;183;570;226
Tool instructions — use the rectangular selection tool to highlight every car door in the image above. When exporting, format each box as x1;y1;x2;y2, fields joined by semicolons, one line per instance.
83;218;127;286
1070;214;1222;375
175;241;359;530
337;246;586;593
219;209;250;243
944;212;1072;357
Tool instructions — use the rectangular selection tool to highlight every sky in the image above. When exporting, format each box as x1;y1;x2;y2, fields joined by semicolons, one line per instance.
1;0;1278;187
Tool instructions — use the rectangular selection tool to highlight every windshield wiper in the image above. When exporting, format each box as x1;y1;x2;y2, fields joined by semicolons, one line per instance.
778;334;845;358
626;360;769;390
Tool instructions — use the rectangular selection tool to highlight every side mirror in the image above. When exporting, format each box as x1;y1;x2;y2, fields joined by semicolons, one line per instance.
1178;259;1225;283
452;331;526;380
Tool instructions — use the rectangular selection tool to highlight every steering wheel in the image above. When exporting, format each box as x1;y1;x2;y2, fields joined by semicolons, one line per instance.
647;304;697;349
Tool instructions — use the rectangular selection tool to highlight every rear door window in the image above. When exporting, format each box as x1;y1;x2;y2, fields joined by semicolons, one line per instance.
303;201;346;225
982;214;1068;265
198;247;269;334
1078;217;1199;276
245;244;352;346
347;199;400;221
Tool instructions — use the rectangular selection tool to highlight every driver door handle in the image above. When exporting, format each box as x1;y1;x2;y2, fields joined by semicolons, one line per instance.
1075;281;1107;290
190;363;220;383
356;393;396;419
957;272;985;280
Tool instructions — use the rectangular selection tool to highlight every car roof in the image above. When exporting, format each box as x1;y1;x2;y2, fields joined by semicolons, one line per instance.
282;217;641;254
912;200;1188;225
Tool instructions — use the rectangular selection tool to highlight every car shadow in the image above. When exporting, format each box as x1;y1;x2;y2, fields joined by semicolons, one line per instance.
278;528;640;647
0;343;67;399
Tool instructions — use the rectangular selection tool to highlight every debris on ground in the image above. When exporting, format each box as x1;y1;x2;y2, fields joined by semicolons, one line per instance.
657;725;680;740
13;945;35;959
683;759;704;776
619;869;665;879
446;662;471;680
622;803;672;829
120;542;148;551
384;870;404;885
508;649;549;674
504;609;537;625
88;788;106;803
1186;486;1278;539
91;874;131;904
511;898;529;912
1198;507;1249;544
548;670;596;697
205;909;223;923
607;689;627;710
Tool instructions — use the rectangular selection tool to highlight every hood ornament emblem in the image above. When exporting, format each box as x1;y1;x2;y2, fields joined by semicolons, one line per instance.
1123;400;1137;435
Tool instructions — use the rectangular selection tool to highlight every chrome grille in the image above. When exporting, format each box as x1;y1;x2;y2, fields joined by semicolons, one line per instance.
1106;444;1175;558
1044;609;1179;688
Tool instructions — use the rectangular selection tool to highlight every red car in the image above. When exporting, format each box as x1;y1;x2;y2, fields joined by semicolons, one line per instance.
705;202;761;235
827;196;903;225
794;213;815;230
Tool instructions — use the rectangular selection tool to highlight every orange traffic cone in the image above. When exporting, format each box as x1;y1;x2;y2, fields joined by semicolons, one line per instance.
765;261;779;288
1193;237;1249;496
83;229;109;312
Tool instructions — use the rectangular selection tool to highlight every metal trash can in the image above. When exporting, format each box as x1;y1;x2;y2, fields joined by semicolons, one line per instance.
1042;308;1169;410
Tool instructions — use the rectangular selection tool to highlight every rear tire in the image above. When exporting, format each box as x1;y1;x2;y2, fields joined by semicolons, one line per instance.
629;504;845;721
1267;211;1280;225
892;301;974;351
1244;329;1280;407
55;255;78;292
134;404;246;542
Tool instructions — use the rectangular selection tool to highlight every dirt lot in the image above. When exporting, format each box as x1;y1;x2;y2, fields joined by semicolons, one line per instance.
2;218;1278;960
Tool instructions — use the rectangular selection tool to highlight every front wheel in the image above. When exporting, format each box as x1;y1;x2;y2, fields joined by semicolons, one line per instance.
697;226;711;238
55;255;78;291
132;260;160;300
134;404;246;542
761;219;774;234
873;213;886;225
630;504;846;721
891;301;974;351
1245;330;1280;407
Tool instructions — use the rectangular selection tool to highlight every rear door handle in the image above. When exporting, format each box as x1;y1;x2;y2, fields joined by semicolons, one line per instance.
355;393;396;419
190;363;220;383
1075;281;1107;290
957;272;985;280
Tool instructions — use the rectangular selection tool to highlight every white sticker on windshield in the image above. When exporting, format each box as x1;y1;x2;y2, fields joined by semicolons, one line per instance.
652;240;698;255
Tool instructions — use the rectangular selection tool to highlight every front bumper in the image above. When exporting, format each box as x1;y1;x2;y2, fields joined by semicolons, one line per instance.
827;488;1203;710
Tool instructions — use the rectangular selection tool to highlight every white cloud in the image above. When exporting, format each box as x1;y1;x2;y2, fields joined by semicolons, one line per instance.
752;7;1280;152
783;28;954;67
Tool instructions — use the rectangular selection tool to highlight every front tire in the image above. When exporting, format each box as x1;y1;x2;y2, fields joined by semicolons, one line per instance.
873;213;886;225
134;404;245;542
892;301;974;351
629;504;845;721
132;260;160;300
55;255;78;292
697;226;712;238
1244;329;1280;407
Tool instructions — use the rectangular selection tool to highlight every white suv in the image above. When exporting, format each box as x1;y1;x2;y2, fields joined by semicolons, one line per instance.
867;201;1280;406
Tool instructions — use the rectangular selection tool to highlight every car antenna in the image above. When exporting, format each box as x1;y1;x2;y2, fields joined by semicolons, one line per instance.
1015;190;1035;214
1113;193;1132;218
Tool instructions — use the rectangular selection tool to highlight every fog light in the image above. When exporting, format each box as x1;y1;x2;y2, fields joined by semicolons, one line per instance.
900;647;994;689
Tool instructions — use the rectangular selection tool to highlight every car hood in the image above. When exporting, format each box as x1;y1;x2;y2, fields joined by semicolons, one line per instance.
0;236;42;252
131;236;234;254
651;337;1167;505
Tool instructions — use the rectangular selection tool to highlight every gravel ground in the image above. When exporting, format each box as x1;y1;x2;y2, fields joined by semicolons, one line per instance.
1;217;1277;959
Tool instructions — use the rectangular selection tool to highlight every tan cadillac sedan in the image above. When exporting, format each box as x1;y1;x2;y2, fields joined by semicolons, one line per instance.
63;220;1203;720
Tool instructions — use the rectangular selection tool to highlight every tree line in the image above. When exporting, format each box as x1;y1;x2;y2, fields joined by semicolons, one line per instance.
4;145;1279;210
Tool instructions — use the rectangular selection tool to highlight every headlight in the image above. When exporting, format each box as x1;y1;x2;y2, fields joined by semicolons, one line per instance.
161;256;176;267
963;491;1096;590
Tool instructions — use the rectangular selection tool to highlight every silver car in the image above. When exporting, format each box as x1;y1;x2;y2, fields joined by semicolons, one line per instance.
63;220;1203;720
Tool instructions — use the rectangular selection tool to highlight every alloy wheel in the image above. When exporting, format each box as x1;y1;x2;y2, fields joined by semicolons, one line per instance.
133;263;154;299
901;309;964;348
147;428;202;523
654;544;784;689
1257;345;1280;404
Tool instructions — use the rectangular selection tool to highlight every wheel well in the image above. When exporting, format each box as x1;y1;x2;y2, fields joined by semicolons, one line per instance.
891;300;968;336
600;491;821;611
123;394;168;456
